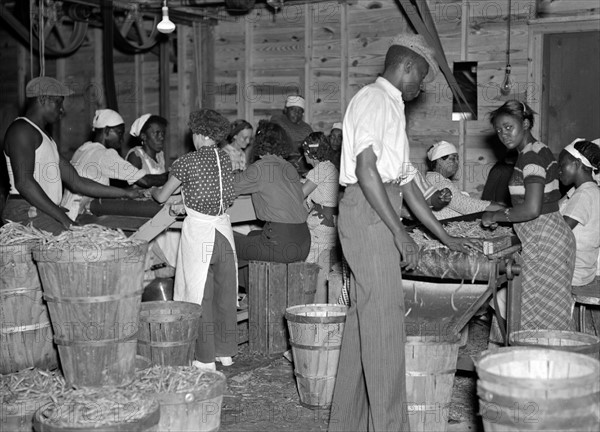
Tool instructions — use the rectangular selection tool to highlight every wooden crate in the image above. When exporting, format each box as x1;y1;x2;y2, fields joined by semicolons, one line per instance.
248;261;319;355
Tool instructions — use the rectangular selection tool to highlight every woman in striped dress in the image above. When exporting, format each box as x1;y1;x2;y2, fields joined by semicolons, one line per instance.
482;100;576;333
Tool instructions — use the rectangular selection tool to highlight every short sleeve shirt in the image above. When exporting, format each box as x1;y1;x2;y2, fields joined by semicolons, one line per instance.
170;146;235;215
306;161;339;207
509;141;561;212
559;183;600;285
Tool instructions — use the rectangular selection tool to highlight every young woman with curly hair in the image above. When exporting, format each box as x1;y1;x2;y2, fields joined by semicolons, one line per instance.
153;109;237;370
233;120;310;263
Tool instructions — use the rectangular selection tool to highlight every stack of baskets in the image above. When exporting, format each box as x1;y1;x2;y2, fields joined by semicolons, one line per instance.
0;223;223;432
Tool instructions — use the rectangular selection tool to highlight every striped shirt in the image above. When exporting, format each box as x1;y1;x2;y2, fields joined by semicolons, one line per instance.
509;141;560;213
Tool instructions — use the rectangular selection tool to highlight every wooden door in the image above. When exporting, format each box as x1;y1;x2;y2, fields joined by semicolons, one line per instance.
541;30;600;152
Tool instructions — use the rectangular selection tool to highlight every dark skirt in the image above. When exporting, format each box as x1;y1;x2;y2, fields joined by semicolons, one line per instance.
234;221;311;263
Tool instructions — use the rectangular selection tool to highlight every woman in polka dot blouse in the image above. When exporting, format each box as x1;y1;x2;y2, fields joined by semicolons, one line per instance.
153;109;237;370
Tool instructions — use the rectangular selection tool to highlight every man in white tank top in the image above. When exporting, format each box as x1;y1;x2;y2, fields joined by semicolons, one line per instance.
2;76;142;235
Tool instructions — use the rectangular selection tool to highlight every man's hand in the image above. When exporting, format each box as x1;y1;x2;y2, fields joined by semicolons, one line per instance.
444;236;482;254
394;232;420;271
430;188;452;211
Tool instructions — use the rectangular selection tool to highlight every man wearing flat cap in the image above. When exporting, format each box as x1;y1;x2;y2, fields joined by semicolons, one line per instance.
330;34;478;431
2;77;142;234
270;95;313;175
61;109;168;220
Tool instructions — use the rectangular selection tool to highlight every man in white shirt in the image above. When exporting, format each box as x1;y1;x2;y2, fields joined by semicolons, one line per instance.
329;34;477;431
61;109;167;219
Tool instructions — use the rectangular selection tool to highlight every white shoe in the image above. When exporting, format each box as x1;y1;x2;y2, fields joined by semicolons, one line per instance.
215;356;233;366
192;360;216;371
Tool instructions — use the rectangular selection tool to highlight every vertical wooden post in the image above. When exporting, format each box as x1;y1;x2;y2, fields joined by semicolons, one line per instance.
200;21;215;109
340;1;349;114
56;57;66;150
133;53;144;116
159;35;170;161
177;25;192;162
244;13;254;125
459;0;469;191
237;70;244;119
17;44;27;109
304;3;314;124
93;28;104;111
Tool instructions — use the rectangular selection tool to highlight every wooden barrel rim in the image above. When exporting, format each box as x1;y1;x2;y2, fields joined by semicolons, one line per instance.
43;289;143;304
289;341;341;351
2;320;51;334
476;348;600;387
32;398;160;432
139;312;202;323
32;242;148;263
406;369;457;376
137;337;197;347
294;371;337;380
478;384;600;407
140;301;202;322
405;338;462;345
153;371;226;404
477;386;600;428
285;313;346;324
509;329;600;350
54;337;137;347
0;286;42;296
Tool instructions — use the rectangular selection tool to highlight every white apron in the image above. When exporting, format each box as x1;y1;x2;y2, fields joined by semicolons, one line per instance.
173;207;238;306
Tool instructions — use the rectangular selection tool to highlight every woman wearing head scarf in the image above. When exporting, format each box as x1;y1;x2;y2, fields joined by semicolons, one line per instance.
558;138;600;334
426;140;505;219
126;113;169;175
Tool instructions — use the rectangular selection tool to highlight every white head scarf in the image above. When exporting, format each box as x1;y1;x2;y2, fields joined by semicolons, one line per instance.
564;138;600;184
92;109;124;129
285;96;305;109
427;141;458;161
332;122;342;130
130;113;152;137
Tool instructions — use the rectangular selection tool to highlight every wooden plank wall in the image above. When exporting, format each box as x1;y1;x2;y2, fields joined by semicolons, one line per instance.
0;0;597;194
209;0;533;196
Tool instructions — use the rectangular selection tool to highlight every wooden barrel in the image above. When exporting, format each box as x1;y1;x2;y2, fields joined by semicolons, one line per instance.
138;301;203;366
509;329;600;360
32;242;148;387
0;368;65;432
405;335;461;432
285;303;347;409
476;347;600;431
0;242;58;374
32;387;160;432
144;369;226;432
1;399;50;432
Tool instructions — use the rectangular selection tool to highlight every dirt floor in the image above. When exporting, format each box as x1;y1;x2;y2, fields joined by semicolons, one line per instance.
217;319;491;432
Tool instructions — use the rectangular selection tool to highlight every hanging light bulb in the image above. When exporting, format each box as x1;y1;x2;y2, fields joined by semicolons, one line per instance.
500;0;512;96
157;0;176;34
500;64;512;96
266;0;284;13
